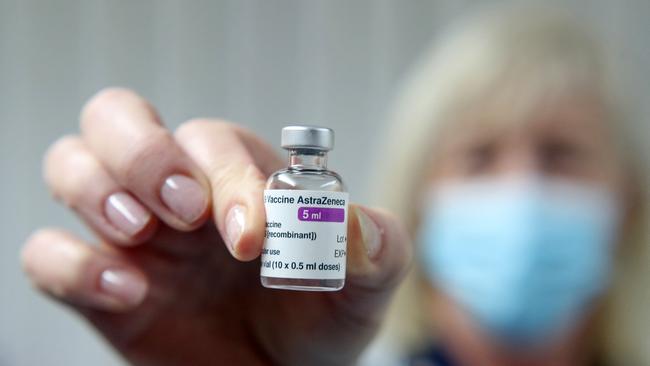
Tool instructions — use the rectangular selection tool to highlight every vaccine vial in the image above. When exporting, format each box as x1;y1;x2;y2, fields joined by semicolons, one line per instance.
261;126;349;291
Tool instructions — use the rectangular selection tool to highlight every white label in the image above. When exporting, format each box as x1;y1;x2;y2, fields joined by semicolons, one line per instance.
261;189;349;280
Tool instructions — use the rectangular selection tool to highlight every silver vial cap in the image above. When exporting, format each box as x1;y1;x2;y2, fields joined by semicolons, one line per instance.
281;125;334;151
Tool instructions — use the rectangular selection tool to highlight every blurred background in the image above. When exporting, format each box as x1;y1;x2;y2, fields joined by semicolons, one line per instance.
0;1;648;365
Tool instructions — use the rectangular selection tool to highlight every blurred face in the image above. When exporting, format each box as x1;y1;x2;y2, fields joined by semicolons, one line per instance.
417;91;630;353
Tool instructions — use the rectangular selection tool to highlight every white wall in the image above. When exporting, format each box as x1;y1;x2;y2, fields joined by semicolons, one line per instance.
0;1;648;365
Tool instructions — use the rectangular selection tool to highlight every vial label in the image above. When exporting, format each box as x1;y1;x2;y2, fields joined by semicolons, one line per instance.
261;189;349;280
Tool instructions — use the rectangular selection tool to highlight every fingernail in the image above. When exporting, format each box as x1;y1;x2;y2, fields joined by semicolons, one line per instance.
357;208;382;260
99;268;148;307
225;204;246;251
160;174;208;224
105;192;151;236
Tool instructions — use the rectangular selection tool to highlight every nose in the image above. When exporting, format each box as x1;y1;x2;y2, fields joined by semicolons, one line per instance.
494;143;540;178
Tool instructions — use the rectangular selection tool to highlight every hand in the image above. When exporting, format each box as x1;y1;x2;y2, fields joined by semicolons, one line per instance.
22;88;412;366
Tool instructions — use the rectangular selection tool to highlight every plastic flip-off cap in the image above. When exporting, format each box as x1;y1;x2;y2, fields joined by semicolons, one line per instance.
281;125;334;151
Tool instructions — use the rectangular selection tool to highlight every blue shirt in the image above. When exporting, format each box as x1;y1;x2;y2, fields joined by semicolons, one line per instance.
409;344;454;366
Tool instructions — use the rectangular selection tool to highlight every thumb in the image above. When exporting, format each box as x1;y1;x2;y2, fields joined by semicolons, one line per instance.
342;204;413;302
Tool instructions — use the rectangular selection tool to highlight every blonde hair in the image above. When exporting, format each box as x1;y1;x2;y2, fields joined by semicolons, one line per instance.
369;5;650;365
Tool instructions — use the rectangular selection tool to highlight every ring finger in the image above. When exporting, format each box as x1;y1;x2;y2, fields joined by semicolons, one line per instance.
44;135;156;245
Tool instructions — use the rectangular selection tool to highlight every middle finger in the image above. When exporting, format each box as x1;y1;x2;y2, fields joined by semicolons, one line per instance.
80;88;211;231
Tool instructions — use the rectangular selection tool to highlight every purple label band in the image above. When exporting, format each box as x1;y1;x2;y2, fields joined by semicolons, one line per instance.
298;207;345;222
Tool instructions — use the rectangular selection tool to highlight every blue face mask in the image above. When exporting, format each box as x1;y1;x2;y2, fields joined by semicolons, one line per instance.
418;176;620;345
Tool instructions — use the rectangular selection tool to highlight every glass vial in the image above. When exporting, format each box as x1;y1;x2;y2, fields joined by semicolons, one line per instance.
260;126;348;291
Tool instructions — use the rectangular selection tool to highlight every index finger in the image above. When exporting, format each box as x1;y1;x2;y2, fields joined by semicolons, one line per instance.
174;119;283;261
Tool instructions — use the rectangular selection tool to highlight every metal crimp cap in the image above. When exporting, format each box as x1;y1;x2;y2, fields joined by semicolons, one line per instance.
281;125;334;151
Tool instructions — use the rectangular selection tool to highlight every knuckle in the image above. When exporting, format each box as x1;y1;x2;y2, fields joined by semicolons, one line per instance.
363;207;413;285
80;87;151;130
22;229;96;300
22;228;71;275
395;239;414;277
81;87;135;119
387;238;413;287
209;162;239;193
21;229;53;271
43;135;82;171
27;227;65;244
117;130;175;184
210;162;264;196
43;136;96;203
375;206;400;223
174;118;233;141
62;251;95;297
241;163;267;183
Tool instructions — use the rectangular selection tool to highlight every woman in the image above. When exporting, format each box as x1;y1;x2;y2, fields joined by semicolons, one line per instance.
364;7;649;366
